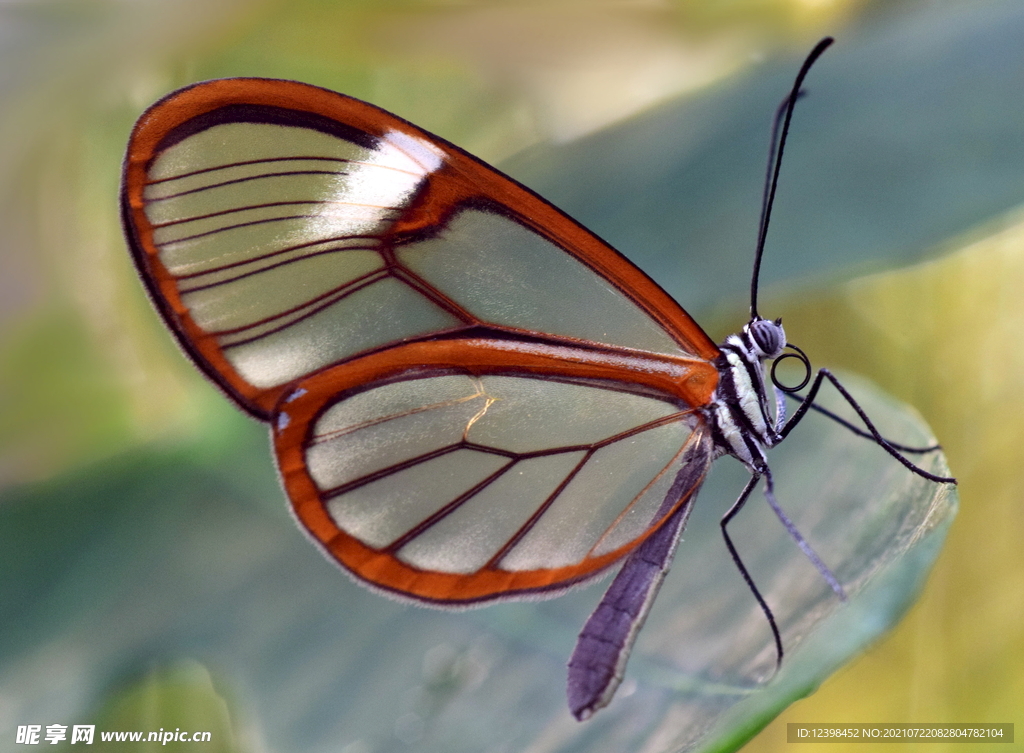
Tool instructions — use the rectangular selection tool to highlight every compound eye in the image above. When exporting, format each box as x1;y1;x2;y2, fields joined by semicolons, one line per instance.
749;318;786;358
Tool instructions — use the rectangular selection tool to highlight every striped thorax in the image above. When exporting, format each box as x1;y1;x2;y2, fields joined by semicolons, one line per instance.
708;318;787;470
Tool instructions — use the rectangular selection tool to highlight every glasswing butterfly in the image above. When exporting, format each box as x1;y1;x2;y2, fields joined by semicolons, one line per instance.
120;37;953;720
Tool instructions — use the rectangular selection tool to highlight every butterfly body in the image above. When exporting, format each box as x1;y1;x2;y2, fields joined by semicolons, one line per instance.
565;319;787;717
122;46;952;721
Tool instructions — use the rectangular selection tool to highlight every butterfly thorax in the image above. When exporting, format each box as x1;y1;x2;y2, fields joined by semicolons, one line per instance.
706;318;787;472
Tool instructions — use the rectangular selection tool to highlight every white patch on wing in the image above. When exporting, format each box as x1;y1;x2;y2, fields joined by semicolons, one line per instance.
308;131;444;241
380;129;446;175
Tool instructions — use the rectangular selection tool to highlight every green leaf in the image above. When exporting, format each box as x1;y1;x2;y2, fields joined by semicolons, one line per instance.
0;373;954;752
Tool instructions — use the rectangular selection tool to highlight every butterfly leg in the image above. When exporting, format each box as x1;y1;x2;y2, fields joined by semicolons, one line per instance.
784;393;940;454
778;368;956;484
722;464;847;672
759;466;846;600
720;472;784;668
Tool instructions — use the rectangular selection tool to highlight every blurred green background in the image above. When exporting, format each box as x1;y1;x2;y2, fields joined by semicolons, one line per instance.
0;0;1021;751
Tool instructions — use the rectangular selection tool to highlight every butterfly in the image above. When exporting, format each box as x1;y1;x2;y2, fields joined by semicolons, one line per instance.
120;37;953;720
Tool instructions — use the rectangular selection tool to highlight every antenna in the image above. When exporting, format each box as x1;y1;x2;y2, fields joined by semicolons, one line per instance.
749;37;834;320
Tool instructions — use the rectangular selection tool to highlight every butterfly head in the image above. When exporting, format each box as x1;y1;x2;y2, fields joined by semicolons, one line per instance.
745;317;787;360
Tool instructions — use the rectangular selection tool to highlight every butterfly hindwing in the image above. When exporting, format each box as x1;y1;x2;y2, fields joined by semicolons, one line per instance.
273;339;714;604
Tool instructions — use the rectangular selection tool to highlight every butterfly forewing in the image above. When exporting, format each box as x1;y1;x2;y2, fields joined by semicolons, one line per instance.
121;78;718;418
273;342;713;604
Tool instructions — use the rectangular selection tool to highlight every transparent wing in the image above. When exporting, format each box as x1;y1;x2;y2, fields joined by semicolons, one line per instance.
121;78;718;418
273;342;714;604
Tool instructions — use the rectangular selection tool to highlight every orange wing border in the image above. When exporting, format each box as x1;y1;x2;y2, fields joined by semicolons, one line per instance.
273;338;716;605
121;78;720;420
